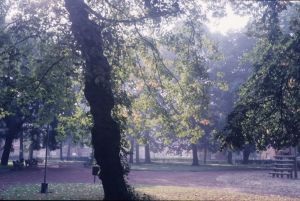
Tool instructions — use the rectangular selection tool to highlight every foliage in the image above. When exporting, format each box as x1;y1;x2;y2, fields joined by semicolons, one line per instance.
208;32;256;154
56;98;92;147
124;5;221;155
0;0;84;158
220;2;300;150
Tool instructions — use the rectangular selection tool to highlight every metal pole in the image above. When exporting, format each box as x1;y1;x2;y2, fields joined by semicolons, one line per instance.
41;125;50;193
44;127;49;183
92;148;95;184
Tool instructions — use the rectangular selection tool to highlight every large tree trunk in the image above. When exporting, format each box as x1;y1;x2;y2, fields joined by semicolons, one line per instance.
19;132;24;161
144;143;151;164
65;1;130;200
135;143;140;164
191;144;199;166
129;138;134;164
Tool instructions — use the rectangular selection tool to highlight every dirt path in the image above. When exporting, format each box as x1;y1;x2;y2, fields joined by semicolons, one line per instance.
0;166;229;188
0;166;299;198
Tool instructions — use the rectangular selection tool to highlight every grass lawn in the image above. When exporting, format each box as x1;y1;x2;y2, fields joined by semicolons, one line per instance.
0;165;8;170
1;183;299;201
0;183;103;200
0;162;12;172
138;186;300;201
130;162;270;172
0;161;12;168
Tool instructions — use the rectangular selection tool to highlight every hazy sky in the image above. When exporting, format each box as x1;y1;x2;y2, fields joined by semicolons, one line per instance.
206;5;249;35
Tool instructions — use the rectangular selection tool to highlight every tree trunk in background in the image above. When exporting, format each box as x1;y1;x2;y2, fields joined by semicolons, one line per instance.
1;117;22;166
243;148;251;164
135;143;140;164
0;141;3;155
192;144;199;166
227;151;233;164
144;143;151;164
203;145;207;164
65;1;130;199
1;134;14;166
60;142;63;161
19;132;24;161
29;142;33;160
67;139;71;161
129;139;134;164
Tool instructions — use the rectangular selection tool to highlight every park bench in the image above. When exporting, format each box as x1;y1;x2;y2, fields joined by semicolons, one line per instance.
25;159;38;167
12;159;24;170
269;155;298;179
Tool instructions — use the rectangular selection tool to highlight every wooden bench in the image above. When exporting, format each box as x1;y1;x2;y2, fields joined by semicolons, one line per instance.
25;159;38;167
269;171;292;178
12;160;24;170
269;155;298;179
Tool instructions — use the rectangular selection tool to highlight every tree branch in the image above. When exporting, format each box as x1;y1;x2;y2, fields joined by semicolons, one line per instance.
84;1;179;25
33;57;65;91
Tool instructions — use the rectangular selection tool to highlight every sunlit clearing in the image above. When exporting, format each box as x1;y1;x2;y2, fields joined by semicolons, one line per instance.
206;5;249;35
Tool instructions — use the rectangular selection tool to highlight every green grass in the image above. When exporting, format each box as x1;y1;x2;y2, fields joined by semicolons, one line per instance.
0;183;103;200
1;184;298;201
137;186;300;201
0;165;7;169
0;162;12;170
130;162;270;172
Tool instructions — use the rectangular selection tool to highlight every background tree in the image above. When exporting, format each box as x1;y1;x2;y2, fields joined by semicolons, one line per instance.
208;31;256;163
220;1;300;153
0;0;79;165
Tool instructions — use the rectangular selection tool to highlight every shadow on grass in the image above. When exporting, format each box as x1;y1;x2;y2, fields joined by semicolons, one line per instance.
0;183;154;201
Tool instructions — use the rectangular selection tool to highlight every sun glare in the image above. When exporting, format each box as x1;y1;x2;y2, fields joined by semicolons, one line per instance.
206;5;249;35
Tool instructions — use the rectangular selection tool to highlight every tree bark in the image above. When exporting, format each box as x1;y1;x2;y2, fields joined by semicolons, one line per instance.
191;144;199;166
144;143;151;164
0;141;3;158
203;145;207;164
65;0;130;199
227;150;233;164
243;148;251;164
1;134;14;166
19;132;24;161
60;142;63;161
135;143;140;164
67;138;71;161
1;117;22;166
129;138;134;164
29;142;34;160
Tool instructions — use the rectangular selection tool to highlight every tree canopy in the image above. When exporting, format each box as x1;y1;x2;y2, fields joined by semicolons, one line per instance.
0;0;299;200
